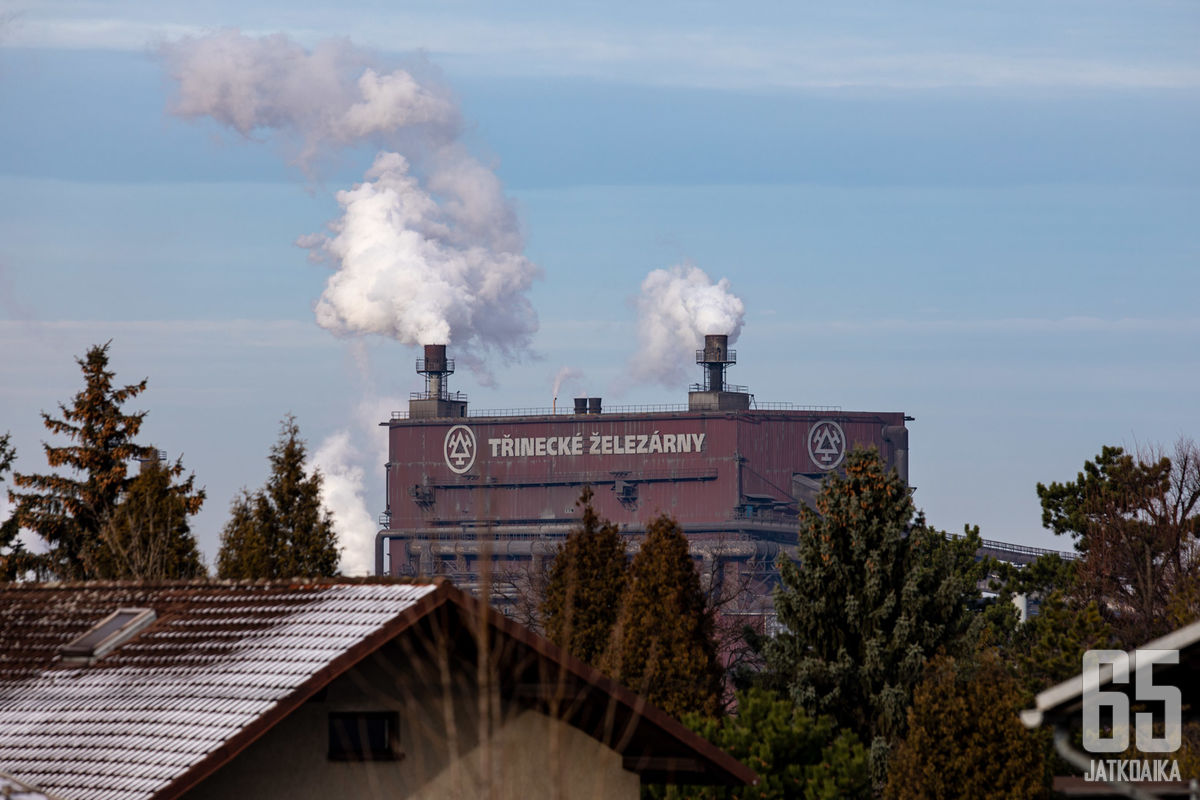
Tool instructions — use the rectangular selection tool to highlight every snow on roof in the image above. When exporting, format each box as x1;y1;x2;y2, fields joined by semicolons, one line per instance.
0;580;440;800
0;770;66;800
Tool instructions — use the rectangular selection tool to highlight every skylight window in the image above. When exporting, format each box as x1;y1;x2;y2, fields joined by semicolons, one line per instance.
60;608;156;661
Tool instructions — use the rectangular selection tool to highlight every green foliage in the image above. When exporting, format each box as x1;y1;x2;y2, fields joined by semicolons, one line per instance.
766;448;985;775
884;651;1049;800
9;342;152;579
1012;591;1116;693
661;689;870;800
0;432;37;581
217;415;340;579
601;513;722;718
542;486;628;665
1037;442;1200;644
92;457;206;580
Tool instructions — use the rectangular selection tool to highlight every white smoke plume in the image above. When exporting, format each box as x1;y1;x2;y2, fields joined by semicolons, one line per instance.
551;366;583;404
631;264;745;387
162;30;458;165
309;429;375;576
162;30;540;380
305;150;539;381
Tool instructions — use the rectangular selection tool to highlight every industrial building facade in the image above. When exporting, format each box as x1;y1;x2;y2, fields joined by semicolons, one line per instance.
374;338;910;610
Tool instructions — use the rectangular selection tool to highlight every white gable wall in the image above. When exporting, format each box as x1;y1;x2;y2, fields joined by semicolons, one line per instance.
184;643;640;800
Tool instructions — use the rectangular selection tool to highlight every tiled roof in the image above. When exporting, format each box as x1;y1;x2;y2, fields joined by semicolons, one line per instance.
1;770;65;800
0;580;440;800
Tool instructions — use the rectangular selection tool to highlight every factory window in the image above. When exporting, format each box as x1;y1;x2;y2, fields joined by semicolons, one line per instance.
328;712;401;761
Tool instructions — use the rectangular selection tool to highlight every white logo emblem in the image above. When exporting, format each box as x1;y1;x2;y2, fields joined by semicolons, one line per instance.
808;420;846;470
443;425;477;474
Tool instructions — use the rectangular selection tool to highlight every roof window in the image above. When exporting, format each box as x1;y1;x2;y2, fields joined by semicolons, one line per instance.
60;607;156;661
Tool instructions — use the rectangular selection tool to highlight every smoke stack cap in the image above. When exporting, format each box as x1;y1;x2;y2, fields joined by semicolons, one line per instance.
422;344;449;373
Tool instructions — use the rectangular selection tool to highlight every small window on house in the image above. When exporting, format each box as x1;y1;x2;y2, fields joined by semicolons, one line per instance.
60;608;156;661
328;712;401;761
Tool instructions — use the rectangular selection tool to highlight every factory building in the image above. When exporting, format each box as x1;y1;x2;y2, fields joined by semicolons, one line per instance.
374;336;911;612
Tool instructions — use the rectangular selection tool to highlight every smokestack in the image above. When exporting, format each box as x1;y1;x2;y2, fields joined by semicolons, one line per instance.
418;344;452;400
688;332;749;412
588;397;602;415
696;334;735;392
574;398;588;415
410;344;468;418
702;334;729;392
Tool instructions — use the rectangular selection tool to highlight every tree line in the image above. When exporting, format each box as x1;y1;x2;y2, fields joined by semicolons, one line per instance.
4;342;1199;795
537;447;1200;796
0;342;340;581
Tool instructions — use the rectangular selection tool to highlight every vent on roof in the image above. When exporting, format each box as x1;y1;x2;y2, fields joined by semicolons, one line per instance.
60;608;156;662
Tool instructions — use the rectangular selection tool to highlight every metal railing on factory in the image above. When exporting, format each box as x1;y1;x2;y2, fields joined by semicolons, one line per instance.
945;531;1077;561
384;400;844;419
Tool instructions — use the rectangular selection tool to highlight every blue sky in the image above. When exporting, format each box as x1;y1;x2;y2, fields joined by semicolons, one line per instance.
1;1;1198;571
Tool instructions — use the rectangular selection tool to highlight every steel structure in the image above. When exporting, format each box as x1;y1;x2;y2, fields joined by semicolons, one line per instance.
374;337;921;613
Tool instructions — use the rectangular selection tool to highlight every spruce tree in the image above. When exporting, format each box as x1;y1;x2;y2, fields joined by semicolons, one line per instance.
10;342;153;579
884;652;1049;800
766;448;984;773
542;486;628;664
601;513;722;718
662;688;871;800
0;433;36;581
217;415;340;578
94;456;206;580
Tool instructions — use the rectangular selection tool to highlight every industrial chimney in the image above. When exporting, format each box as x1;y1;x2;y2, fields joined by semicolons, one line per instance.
409;344;468;419
688;333;751;412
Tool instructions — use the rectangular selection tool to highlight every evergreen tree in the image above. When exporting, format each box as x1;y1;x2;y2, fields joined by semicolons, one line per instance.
765;448;984;779
0;433;37;581
1037;442;1200;644
10;342;152;579
661;689;870;800
542;486;628;664
217;415;340;579
884;651;1049;800
1011;591;1115;693
93;456;206;580
600;513;722;718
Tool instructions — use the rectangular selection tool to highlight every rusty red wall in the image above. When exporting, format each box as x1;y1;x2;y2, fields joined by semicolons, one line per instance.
385;410;906;532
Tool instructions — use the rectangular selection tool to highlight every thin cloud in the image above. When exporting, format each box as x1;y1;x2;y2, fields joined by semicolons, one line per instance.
10;13;1200;90
763;316;1200;336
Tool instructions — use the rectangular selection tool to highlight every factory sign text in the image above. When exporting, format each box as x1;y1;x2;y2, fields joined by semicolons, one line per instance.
486;431;707;459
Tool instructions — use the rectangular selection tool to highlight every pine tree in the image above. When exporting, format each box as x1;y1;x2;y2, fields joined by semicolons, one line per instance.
10;342;153;579
217;415;340;579
1012;591;1116;694
541;486;629;664
1037;441;1200;644
884;652;1049;800
0;433;36;581
601;513;722;718
93;456;206;580
661;689;870;800
765;448;984;777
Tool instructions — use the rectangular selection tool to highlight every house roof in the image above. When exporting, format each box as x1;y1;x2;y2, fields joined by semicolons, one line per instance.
1;770;66;800
0;579;756;799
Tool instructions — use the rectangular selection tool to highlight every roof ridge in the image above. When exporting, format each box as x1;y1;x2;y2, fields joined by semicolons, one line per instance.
0;576;443;590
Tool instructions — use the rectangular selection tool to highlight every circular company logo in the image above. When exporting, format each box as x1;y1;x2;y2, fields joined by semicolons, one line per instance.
808;420;847;471
443;425;477;474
